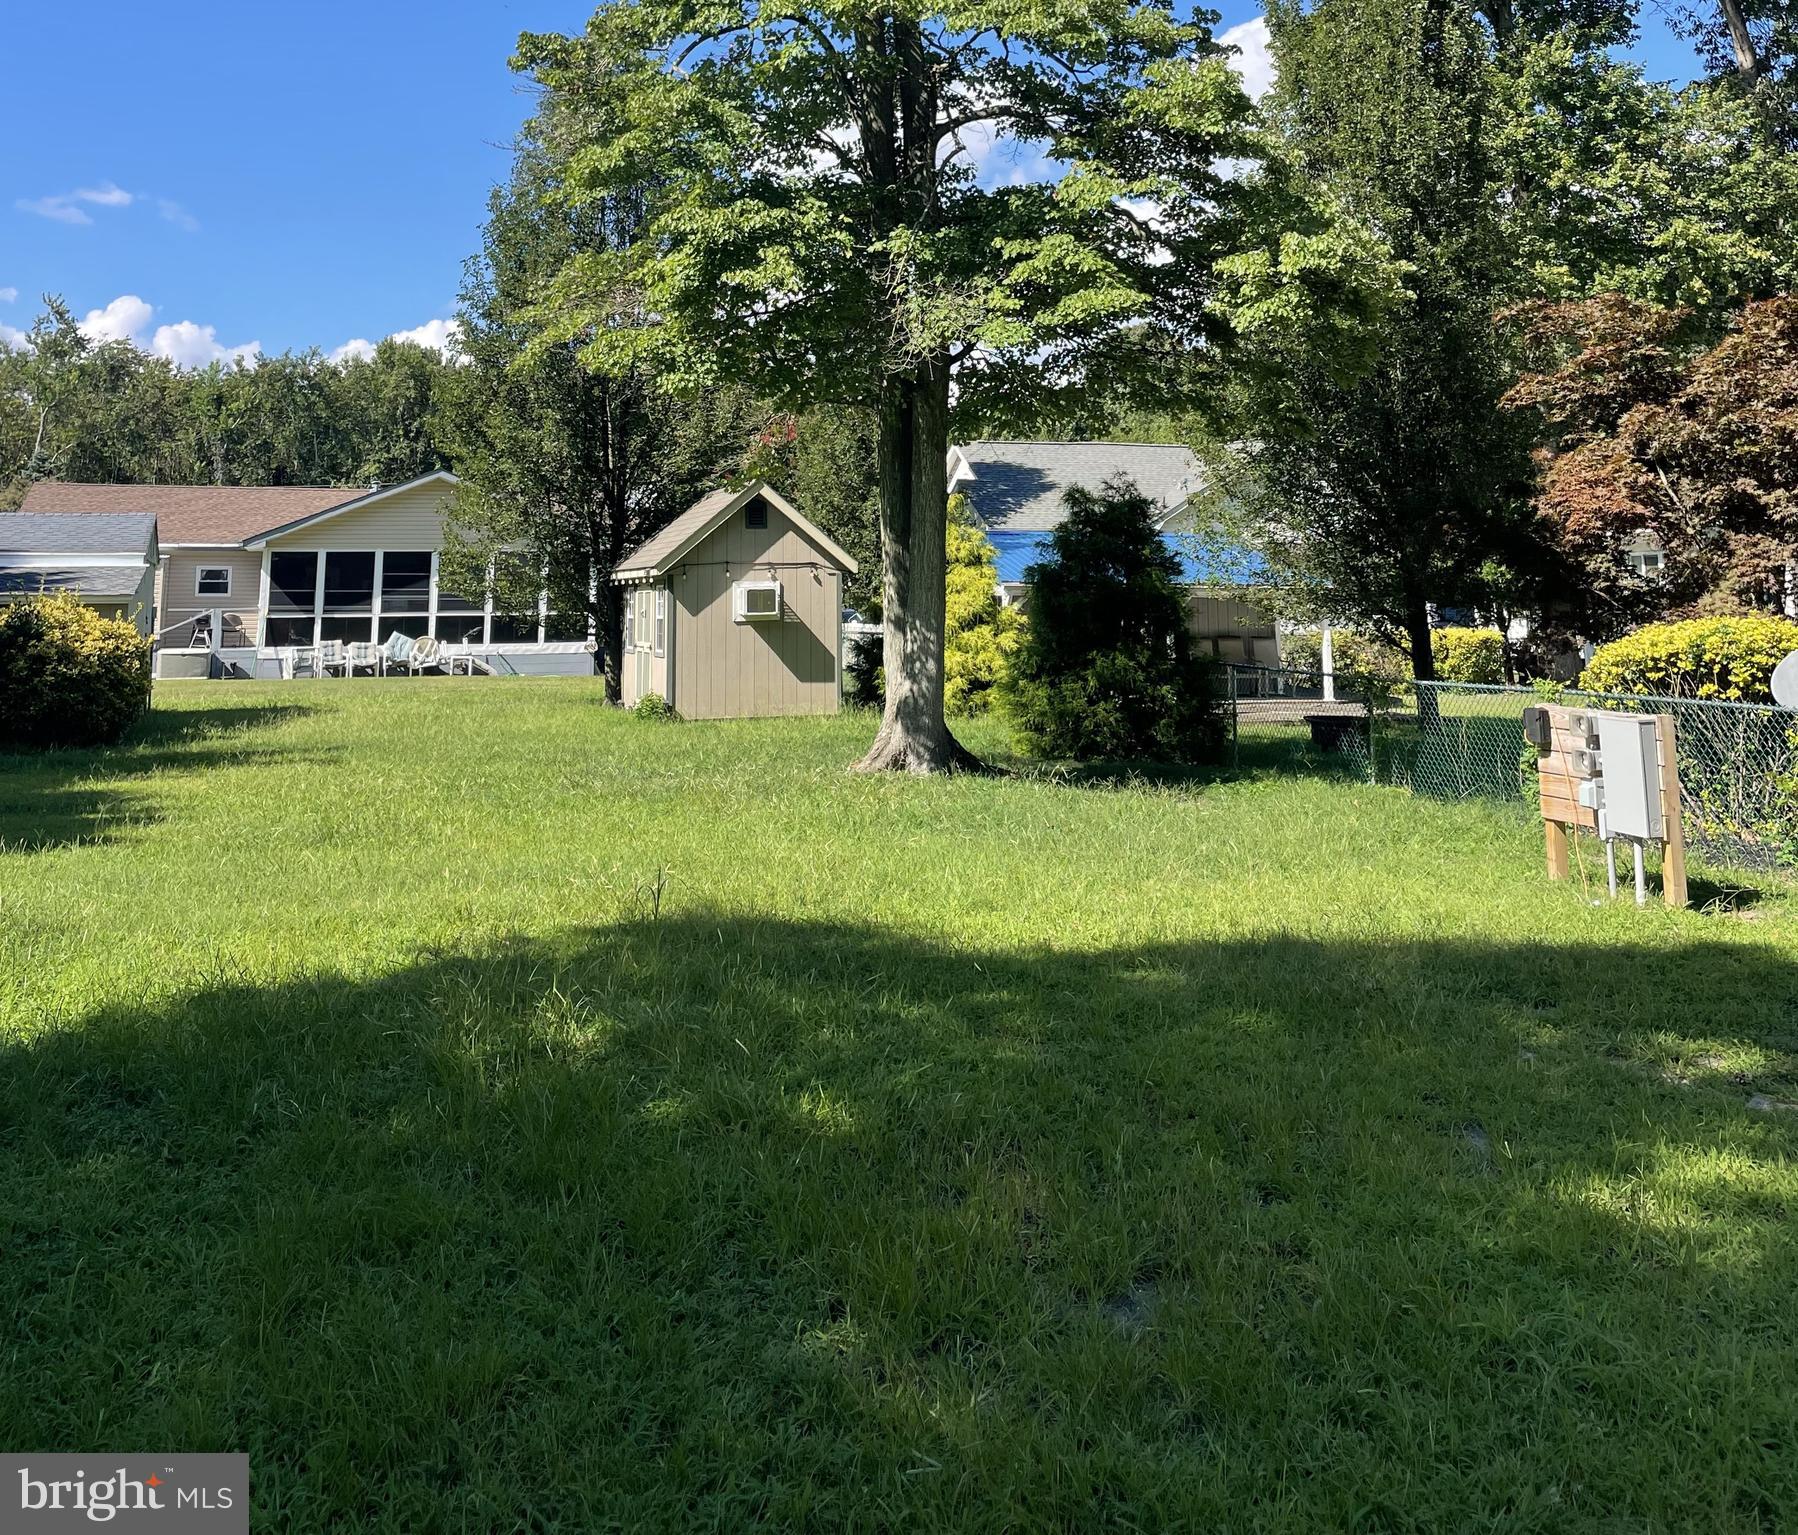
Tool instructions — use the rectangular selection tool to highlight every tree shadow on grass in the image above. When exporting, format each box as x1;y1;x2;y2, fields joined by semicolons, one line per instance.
3;916;1797;1528
0;700;325;852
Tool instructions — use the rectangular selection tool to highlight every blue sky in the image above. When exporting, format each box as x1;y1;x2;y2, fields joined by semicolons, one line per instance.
0;0;1703;365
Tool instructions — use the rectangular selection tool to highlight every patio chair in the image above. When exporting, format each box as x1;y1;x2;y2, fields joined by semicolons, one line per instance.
278;645;317;680
378;632;415;675
406;635;447;674
316;639;349;677
345;641;382;676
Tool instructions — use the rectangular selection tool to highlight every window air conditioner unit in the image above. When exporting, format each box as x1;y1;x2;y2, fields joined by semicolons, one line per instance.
732;578;782;622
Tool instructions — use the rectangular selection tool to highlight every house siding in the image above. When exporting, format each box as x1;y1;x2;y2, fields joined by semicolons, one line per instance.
668;500;843;719
158;549;265;645
261;482;456;552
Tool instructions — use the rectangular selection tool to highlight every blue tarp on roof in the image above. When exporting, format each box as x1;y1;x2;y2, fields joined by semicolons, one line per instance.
987;530;1265;587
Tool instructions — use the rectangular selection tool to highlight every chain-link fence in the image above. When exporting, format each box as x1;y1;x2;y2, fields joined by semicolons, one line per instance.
1227;669;1798;873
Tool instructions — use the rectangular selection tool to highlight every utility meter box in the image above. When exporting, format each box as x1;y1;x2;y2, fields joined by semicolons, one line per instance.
1595;714;1663;840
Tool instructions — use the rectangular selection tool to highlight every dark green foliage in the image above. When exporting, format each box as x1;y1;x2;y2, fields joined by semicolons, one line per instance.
0;592;151;749
1002;479;1224;763
0;300;458;508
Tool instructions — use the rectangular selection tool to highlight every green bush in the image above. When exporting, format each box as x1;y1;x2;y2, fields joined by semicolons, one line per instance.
1001;478;1226;763
1279;627;1411;695
0;592;151;749
1430;626;1506;683
632;692;679;721
1580;616;1798;701
944;494;1024;716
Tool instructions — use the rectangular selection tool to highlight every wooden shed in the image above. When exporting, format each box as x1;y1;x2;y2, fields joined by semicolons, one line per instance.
613;481;858;719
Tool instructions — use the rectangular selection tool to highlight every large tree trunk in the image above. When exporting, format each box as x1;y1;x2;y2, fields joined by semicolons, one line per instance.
854;362;977;773
598;585;624;702
1406;596;1440;728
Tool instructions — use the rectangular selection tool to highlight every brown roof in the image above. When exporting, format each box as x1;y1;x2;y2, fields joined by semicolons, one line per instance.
18;481;361;546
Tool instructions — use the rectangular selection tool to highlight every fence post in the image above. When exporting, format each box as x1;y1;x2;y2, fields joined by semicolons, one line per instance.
1229;664;1240;773
1655;713;1688;908
1366;687;1377;784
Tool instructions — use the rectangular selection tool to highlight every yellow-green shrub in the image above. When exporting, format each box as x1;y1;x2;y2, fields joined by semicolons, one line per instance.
0;592;152;748
1430;626;1505;683
944;495;1024;716
1579;616;1798;701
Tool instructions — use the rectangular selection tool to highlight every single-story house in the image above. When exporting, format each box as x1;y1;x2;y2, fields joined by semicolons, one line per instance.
613;480;856;719
16;473;594;679
946;440;1280;665
0;512;159;631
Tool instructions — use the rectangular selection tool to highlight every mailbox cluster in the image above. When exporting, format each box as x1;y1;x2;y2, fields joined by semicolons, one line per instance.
1521;704;1687;908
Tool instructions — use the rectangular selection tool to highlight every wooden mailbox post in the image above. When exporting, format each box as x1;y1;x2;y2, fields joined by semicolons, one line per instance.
1524;703;1686;909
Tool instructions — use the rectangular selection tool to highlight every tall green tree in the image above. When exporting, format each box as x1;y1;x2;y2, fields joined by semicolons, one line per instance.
515;0;1385;770
438;132;761;697
1228;0;1539;687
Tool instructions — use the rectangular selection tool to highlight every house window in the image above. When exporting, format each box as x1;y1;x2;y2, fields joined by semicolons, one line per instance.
653;588;667;654
436;612;486;644
380;551;431;613
195;566;232;597
263;615;316;647
732;578;782;622
323;552;375;613
268;551;318;612
1627;548;1665;577
745;500;768;530
545;612;590;643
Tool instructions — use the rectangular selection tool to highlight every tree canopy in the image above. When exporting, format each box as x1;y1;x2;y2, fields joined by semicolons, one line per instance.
511;0;1389;768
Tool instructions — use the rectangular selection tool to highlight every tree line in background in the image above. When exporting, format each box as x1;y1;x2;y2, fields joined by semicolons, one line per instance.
4;0;1793;765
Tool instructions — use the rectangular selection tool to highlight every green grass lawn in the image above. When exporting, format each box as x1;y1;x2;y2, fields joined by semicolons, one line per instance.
4;679;1798;1531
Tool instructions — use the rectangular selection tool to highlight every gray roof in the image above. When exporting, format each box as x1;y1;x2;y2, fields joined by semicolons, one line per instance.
0;566;146;598
950;442;1206;531
616;487;740;577
0;511;158;555
615;481;857;580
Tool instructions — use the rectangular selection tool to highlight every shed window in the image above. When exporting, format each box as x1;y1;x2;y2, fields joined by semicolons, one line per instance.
195;566;231;597
732;579;782;622
744;501;768;530
653;588;667;654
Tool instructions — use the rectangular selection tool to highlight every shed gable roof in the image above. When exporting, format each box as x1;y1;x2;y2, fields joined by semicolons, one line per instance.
614;482;858;580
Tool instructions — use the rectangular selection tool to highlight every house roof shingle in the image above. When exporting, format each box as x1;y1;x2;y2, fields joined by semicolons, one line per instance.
950;441;1207;531
0;565;148;598
615;482;857;580
17;482;360;545
0;512;158;555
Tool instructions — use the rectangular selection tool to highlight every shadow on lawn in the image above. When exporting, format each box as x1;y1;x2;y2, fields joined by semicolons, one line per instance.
0;700;323;852
5;915;1798;1526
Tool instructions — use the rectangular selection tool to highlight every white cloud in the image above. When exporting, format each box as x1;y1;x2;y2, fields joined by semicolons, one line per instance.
0;287;17;304
76;293;257;368
334;317;466;363
151;319;260;369
1221;17;1276;102
0;322;29;351
79;294;155;344
17;181;137;225
390;317;465;358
